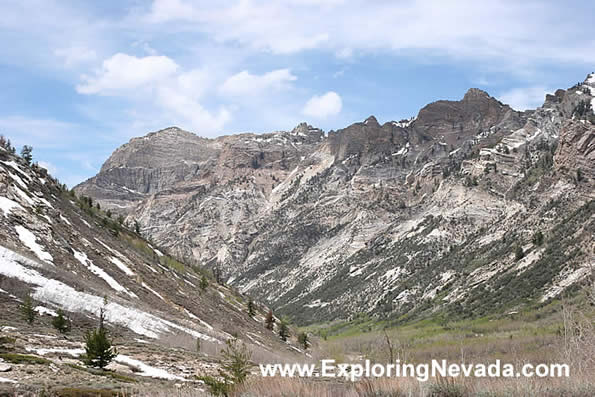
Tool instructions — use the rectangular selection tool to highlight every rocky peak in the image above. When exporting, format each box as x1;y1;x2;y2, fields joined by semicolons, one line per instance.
290;122;325;140
363;115;380;126
462;88;490;101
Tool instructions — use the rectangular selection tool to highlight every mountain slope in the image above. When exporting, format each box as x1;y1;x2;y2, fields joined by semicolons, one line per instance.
76;74;595;325
0;146;306;391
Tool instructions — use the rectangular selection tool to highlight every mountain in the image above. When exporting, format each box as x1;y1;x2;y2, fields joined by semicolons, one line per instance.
0;145;306;391
76;74;595;325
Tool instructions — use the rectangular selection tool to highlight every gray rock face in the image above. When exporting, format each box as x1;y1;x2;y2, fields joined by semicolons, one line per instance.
76;76;595;324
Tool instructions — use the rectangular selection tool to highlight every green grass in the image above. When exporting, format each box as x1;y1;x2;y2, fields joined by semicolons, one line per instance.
51;387;123;397
0;353;51;365
66;363;137;383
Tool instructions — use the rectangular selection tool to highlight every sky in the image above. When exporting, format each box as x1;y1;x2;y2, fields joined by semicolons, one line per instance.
0;0;593;187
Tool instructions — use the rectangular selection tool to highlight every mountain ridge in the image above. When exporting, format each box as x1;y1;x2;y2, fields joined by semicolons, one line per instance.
75;75;595;325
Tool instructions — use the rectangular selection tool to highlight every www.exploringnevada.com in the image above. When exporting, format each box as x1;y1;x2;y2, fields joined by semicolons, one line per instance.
260;359;570;382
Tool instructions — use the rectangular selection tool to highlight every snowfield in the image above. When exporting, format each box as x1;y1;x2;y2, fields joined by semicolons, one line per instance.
0;245;219;342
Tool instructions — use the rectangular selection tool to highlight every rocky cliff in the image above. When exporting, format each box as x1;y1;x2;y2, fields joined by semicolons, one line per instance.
76;74;595;325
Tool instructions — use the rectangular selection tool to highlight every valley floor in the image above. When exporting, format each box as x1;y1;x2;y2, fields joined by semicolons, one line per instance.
2;294;594;396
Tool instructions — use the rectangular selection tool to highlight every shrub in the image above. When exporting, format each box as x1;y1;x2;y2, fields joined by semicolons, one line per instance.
279;318;290;342
265;309;275;330
297;332;309;350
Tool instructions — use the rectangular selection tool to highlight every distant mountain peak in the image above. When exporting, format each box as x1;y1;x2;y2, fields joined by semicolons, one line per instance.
463;87;491;101
363;115;380;126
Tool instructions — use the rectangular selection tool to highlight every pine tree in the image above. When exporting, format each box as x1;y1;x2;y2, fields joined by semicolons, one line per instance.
200;274;209;291
106;209;112;219
84;308;117;369
20;145;33;165
52;309;71;334
247;299;255;317
265;309;275;330
297;332;309;350
515;245;525;261
278;318;290;342
134;220;141;234
199;338;252;396
220;338;251;384
20;294;36;324
532;231;544;246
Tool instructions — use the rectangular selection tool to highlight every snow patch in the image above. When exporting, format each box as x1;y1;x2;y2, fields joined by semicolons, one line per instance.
110;257;135;276
0;197;23;217
35;306;58;317
15;225;53;263
0;245;218;342
73;249;136;297
115;355;185;380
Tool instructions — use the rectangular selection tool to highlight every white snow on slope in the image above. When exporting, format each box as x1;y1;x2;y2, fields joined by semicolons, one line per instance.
1;160;31;179
110;257;135;276
0;245;218;342
0;197;23;217
115;355;185;380
27;347;184;380
15;225;53;263
184;308;214;330
0;377;17;384
27;347;84;357
73;249;136;298
6;170;28;189
35;306;58;316
14;186;34;206
142;282;165;301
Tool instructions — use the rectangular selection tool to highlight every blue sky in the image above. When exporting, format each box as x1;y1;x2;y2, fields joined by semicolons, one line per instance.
0;0;593;187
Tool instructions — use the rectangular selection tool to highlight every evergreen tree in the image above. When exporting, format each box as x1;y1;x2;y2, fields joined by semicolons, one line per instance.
200;274;209;291
20;294;36;324
247;299;255;317
52;309;71;334
265;309;275;330
106;209;112;219
20;145;33;165
220;338;251;384
297;332;309;350
134;220;141;234
515;245;525;261
278;318;290;342
83;308;117;369
199;338;252;396
532;231;544;246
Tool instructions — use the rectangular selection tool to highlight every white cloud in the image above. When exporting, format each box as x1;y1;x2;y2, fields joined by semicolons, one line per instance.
220;69;297;97
0;116;79;149
54;46;97;67
76;53;179;95
302;91;342;119
498;86;552;111
143;0;595;66
156;86;231;133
